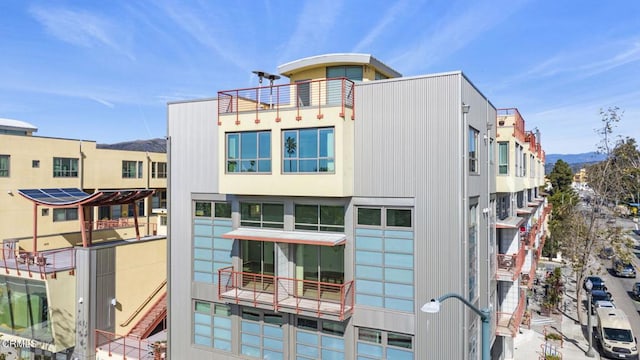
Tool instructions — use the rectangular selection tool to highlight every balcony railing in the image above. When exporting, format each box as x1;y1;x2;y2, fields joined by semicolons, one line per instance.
218;266;354;320
496;289;526;337
218;78;355;125
496;244;526;281
1;247;75;278
95;329;154;360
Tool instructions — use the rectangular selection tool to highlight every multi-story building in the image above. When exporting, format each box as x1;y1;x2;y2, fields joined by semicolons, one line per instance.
168;53;499;359
0;118;168;359
494;108;550;359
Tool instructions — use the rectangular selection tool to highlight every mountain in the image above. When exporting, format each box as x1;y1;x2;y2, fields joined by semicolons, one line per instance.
544;151;606;174
97;138;166;153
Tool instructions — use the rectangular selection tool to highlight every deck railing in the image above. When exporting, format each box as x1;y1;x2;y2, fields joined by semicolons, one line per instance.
1;247;75;278
218;77;355;124
95;329;154;360
497;243;526;281
218;266;353;320
496;289;527;337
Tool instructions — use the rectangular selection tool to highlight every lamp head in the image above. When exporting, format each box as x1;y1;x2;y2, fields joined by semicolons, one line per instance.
421;299;441;313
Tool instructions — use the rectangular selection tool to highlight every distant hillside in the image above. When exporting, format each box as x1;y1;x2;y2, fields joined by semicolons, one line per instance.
97;138;166;153
544;151;606;174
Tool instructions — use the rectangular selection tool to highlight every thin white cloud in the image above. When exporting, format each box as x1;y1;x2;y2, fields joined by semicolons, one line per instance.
390;0;530;74
28;5;135;61
352;0;410;53
89;97;115;108
278;0;343;63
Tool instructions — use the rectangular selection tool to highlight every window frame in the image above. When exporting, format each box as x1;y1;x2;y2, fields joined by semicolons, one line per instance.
498;142;509;175
0;155;9;177
468;127;479;174
52;157;78;178
240;202;284;229
226;131;271;173
53;208;78;222
294;204;345;232
122;160;143;179
152;161;167;178
282;127;335;173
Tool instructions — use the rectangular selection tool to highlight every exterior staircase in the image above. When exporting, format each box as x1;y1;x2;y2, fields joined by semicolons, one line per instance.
128;291;167;339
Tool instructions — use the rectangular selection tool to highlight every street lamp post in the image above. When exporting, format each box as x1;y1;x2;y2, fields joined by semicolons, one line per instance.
422;293;491;360
585;279;595;357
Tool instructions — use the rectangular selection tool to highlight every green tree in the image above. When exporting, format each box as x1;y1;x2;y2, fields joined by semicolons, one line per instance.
548;159;573;194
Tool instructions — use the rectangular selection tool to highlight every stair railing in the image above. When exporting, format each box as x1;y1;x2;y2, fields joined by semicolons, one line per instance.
120;279;167;327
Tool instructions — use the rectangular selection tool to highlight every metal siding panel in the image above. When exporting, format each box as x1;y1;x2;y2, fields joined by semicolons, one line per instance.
167;99;219;359
355;74;467;360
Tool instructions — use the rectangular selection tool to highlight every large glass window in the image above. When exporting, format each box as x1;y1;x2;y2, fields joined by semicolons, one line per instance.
53;157;78;177
296;317;345;360
469;127;479;174
498;142;509;175
122;160;143;178
295;204;344;232
193;301;231;351
295;244;345;298
357;328;414;360
240;202;284;229
227;131;271;173
193;201;233;284
283;128;334;173
241;310;284;359
0;277;52;342
0;155;9;177
326;66;363;81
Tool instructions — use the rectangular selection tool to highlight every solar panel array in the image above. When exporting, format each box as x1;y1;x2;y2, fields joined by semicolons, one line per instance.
19;188;91;205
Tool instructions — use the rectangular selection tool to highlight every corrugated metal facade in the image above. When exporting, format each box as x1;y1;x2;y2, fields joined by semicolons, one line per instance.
167;99;220;360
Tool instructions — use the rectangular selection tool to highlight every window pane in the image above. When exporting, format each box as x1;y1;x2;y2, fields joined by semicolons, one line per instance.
258;132;271;158
283;131;297;158
358;208;381;226
322;321;345;336
241;203;261;221
387;209;411;227
299;159;317;172
195;202;212;217
240;132;257;159
214;203;231;218
320;206;344;226
227;134;239;159
195;301;211;313
263;204;284;223
297;318;317;331
298;129;317;158
295;205;318;225
319;128;334;157
388;332;413;349
358;328;382;343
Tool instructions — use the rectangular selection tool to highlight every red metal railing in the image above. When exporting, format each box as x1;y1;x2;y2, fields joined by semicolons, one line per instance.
497;244;526;281
1;247;75;278
218;77;355;124
218;267;353;319
95;329;154;360
496;289;527;336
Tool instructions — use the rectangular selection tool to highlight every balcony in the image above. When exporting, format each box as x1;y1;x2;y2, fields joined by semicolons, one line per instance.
218;267;353;321
1;247;75;279
496;289;526;337
496;244;526;282
218;78;355;125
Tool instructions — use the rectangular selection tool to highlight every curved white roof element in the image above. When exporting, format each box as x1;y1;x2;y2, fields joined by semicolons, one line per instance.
0;118;38;132
277;53;402;78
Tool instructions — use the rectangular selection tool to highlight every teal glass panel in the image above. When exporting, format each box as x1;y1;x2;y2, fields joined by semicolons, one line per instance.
214;328;231;340
213;219;232;226
194;249;212;260
242;333;261;346
384;268;413;283
227;134;239;159
213;226;232;237
194;335;212;347
264;325;283;338
385;298;414;312
215;317;232;329
297;331;318;345
213;238;233;251
356;265;383;279
258;160;271;172
194;225;213;236
357;342;384;357
194;218;213;225
321;336;344;349
299;129;318;158
384;253;413;268
213;250;230;262
355;236;383;251
356;280;383;295
384;230;414;239
242;321;261;334
194;313;211;324
214;339;231;351
385;283;413;297
296;344;318;358
355;228;384;237
194;324;210;336
194;272;213;283
263;338;283;350
264;350;283;360
385;238;413;253
240;132;257;159
194;237;213;248
194;260;211;272
321;349;344;360
356;294;383;307
356;250;383;265
258;132;271;158
242;345;260;357
386;348;414;360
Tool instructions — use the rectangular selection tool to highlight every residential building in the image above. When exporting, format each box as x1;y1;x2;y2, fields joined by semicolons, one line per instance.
0;119;168;359
168;53;498;359
494;108;550;359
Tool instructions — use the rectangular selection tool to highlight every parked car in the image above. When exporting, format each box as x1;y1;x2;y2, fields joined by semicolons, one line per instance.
584;276;607;291
600;247;615;260
613;258;637;278
633;282;640;300
590;290;613;314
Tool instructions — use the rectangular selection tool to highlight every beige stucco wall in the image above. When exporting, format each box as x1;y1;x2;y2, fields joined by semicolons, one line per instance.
113;238;166;335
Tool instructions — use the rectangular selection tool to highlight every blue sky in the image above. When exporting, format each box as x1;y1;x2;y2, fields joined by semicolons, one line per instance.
1;1;638;154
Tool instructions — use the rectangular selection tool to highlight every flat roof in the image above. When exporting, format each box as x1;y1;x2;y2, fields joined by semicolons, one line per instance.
277;53;402;78
222;228;346;246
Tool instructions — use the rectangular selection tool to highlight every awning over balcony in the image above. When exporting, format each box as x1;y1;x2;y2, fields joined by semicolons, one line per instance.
516;207;535;215
496;216;526;229
222;228;346;246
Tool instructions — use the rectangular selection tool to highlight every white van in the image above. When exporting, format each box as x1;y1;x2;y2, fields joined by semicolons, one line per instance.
595;308;639;359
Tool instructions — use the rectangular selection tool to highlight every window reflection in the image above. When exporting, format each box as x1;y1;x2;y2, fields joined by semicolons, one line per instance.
0;276;52;342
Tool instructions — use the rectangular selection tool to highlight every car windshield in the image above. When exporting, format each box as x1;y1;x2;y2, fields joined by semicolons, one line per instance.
592;292;609;301
603;328;634;342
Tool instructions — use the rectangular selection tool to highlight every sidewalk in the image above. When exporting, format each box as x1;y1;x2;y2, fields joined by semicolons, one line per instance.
513;264;600;359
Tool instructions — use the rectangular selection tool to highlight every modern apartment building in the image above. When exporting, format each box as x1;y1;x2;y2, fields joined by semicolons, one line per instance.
0;119;168;359
168;53;500;359
493;108;550;359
